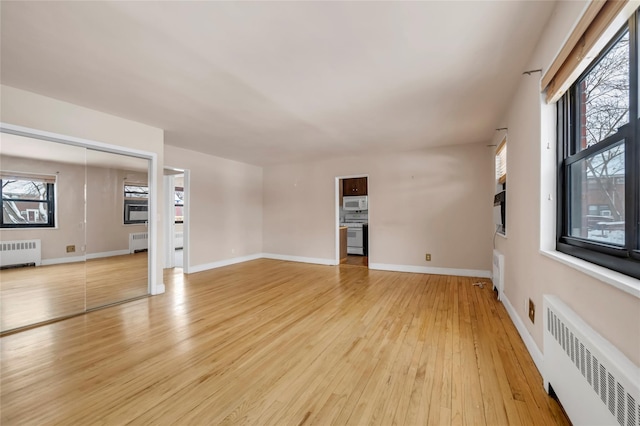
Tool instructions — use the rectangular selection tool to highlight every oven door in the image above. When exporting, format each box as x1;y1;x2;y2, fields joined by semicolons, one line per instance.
347;228;364;255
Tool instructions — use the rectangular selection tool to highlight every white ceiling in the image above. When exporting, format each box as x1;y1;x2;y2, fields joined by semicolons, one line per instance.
0;1;556;166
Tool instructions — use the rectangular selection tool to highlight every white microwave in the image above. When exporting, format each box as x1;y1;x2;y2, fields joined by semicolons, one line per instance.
343;195;368;211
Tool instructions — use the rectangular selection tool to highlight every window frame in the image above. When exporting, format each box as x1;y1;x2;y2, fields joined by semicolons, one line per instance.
123;182;149;225
495;137;507;236
1;176;56;229
557;14;640;279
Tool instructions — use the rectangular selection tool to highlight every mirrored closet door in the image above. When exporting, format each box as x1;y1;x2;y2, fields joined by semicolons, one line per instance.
85;149;149;309
0;131;151;333
0;134;87;331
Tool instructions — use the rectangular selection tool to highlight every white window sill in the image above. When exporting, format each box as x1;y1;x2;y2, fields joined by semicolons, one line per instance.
540;249;640;299
496;232;507;239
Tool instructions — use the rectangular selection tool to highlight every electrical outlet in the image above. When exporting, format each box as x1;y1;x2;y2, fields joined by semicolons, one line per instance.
528;299;535;323
66;245;75;253
425;253;431;261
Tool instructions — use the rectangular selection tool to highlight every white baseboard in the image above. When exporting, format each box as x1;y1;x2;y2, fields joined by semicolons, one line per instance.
368;262;491;278
501;293;544;375
189;253;263;274
86;249;129;260
151;282;165;295
41;255;87;266
261;253;337;266
41;250;132;265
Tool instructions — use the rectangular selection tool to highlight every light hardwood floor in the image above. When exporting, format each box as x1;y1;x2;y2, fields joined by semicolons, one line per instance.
0;252;148;332
0;259;569;425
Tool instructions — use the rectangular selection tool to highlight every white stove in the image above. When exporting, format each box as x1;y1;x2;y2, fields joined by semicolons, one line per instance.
341;212;368;255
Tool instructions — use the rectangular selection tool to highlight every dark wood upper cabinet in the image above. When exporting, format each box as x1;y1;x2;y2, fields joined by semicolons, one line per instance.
343;177;367;196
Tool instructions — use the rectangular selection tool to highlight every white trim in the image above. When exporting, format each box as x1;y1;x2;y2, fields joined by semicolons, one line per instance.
41;255;86;266
86;250;129;260
501;292;544;375
540;249;640;299
189;253;263;274
335;177;341;265
162;174;176;269
262;253;337;266
0;123;154;159
182;169;191;273
151;283;165;295
40;250;133;265
0;122;162;296
368;262;491;278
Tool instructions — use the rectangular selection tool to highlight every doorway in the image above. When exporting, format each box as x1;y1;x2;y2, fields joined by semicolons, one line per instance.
163;168;189;273
335;175;369;268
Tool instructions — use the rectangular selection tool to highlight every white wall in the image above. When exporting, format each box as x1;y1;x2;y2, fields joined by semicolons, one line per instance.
493;1;640;365
164;145;263;270
0;85;164;292
263;144;494;273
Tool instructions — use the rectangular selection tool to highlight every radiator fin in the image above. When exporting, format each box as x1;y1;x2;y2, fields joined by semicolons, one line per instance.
544;300;638;426
587;350;592;385
628;395;636;426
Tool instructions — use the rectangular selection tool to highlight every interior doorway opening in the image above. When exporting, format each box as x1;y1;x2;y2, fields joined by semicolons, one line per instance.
163;168;189;273
335;175;369;268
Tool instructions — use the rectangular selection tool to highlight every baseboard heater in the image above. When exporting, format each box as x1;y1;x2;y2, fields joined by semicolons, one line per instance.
543;295;639;426
129;232;148;254
0;239;42;269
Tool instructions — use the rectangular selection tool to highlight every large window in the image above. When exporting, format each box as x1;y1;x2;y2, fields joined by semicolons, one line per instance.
123;183;148;225
1;173;56;228
557;15;640;279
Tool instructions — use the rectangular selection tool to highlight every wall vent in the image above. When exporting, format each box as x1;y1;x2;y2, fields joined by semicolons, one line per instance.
543;295;639;426
0;239;42;268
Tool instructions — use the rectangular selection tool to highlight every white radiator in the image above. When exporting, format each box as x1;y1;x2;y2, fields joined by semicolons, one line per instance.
492;249;504;300
129;232;148;253
0;239;42;267
543;295;639;426
175;232;183;249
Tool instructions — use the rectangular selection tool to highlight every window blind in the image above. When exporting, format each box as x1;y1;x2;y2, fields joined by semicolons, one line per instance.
542;0;630;103
495;138;507;184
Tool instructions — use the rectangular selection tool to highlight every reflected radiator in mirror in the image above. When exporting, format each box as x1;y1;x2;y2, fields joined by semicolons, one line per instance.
0;239;42;268
129;232;148;253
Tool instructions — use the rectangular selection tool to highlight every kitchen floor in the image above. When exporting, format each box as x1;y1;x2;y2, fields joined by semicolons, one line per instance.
342;255;368;267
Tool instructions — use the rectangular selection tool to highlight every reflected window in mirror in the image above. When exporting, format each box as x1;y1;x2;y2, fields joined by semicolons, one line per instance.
1;172;56;228
175;186;184;224
123;182;148;224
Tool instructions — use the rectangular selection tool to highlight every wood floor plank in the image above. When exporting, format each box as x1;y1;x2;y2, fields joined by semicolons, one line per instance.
0;259;570;425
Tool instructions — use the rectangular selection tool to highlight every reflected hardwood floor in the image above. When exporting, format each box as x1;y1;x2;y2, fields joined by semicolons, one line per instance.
0;259;569;425
0;252;148;332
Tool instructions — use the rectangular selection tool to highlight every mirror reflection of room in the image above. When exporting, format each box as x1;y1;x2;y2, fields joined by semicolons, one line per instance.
0;133;150;332
85;149;149;310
